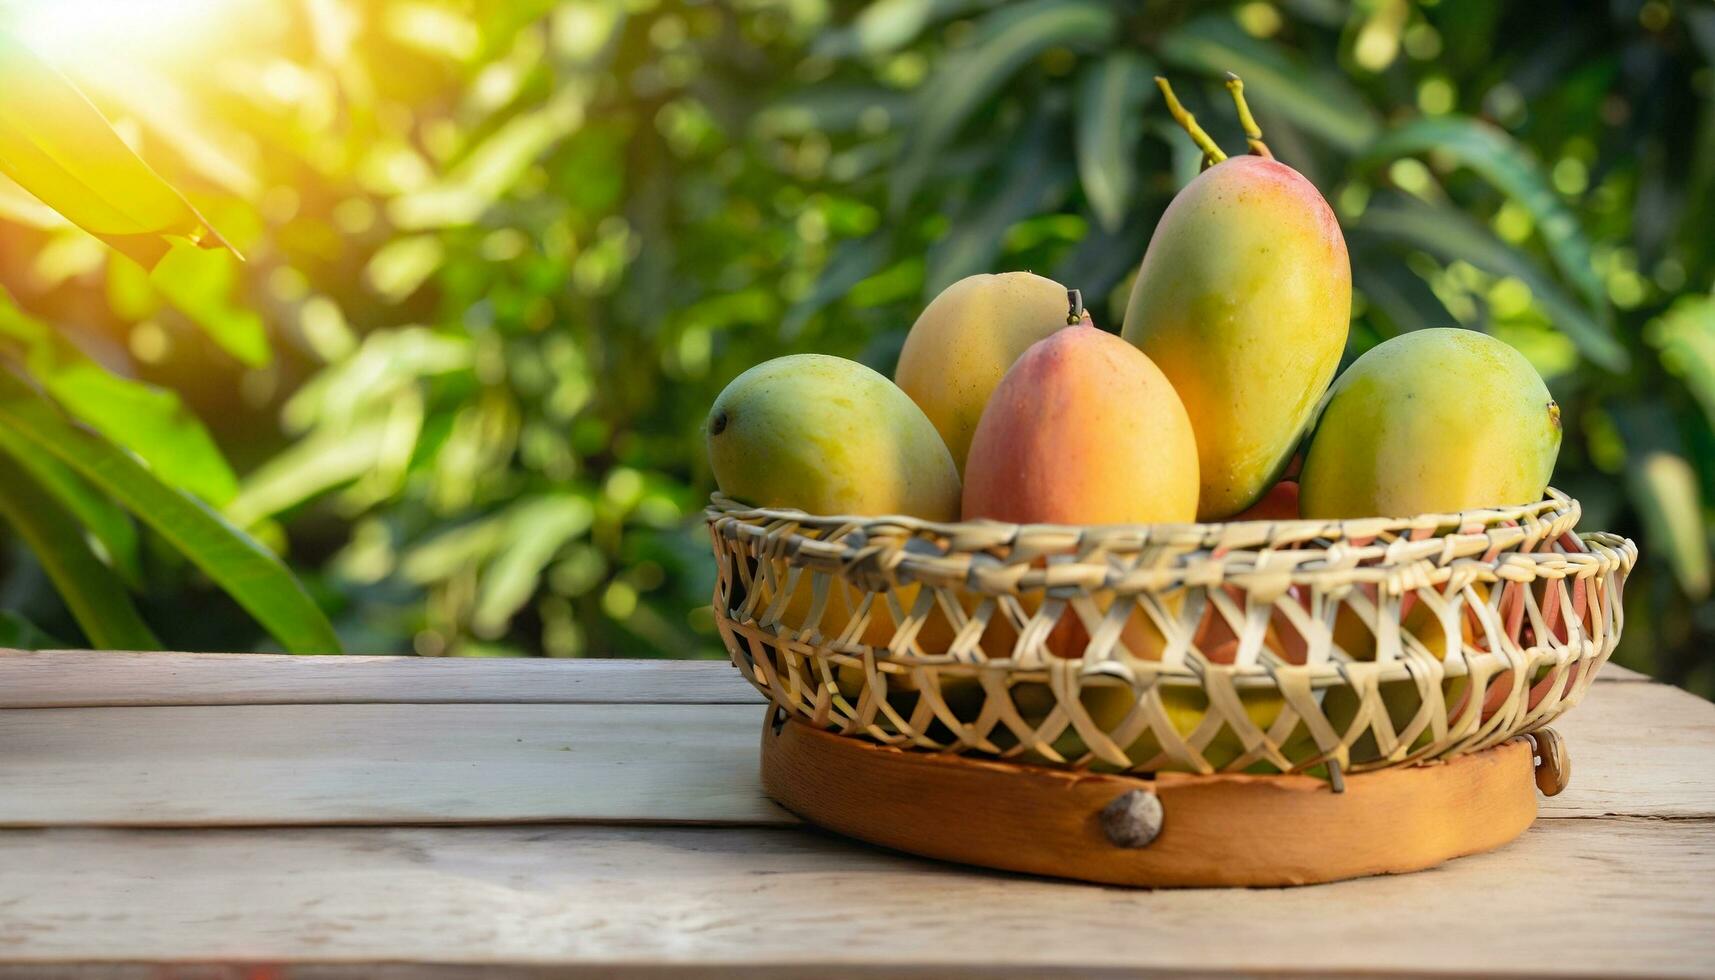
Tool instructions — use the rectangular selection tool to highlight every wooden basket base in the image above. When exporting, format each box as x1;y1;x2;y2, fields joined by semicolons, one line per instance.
761;712;1541;888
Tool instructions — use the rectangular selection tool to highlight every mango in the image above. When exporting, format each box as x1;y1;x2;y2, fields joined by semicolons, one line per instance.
1121;154;1350;520
895;272;1077;475
707;355;962;695
960;324;1196;689
962;323;1198;525
707;353;959;519
1299;328;1561;520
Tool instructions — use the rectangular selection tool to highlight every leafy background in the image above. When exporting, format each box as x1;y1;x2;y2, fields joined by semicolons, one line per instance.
0;0;1711;697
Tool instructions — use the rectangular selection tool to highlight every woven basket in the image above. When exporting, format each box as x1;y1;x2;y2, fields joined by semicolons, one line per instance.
707;488;1636;776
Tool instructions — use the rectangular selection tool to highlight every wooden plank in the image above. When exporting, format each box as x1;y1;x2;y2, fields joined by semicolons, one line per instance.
0;703;795;827
0;650;764;707
2;677;1709;828
0;819;1710;977
1597;662;1652;682
1545;678;1715;818
0;650;1649;709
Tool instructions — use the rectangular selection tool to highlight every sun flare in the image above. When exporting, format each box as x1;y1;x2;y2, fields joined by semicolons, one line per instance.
6;0;254;64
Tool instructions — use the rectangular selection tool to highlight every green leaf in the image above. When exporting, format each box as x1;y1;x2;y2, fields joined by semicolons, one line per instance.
0;171;68;229
923;112;1074;295
0;30;233;269
365;234;446;302
0;369;340;653
1158;15;1379;153
401;514;508;584
0;449;159;649
1649;296;1715;433
1075;51;1156;232
1353;195;1629;371
889;0;1117;212
0;611;65;650
782;233;894;338
1358;116;1608;319
227;416;391;527
74;59;261;199
389;89;589;230
0;289;238;504
151;243;270;368
1628;450;1711;601
1613;402;1710;603
812;0;996;59
472;495;596;636
0;424;140;586
283;327;472;432
28;355;240;504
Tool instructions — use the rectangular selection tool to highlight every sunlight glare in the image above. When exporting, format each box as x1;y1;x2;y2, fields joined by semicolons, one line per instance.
9;0;252;64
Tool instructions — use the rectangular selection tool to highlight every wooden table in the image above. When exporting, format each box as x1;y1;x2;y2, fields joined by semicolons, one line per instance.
2;651;1712;978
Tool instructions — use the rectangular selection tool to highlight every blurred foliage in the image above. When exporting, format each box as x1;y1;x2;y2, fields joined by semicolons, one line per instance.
0;0;1711;695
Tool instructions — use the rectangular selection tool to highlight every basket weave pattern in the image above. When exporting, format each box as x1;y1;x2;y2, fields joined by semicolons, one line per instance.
707;489;1636;775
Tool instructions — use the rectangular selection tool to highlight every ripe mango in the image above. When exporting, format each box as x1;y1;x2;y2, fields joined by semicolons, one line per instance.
707;355;962;687
962;323;1198;525
961;323;1196;667
1121;155;1350;520
895;272;1076;475
707;353;959;519
1299;328;1561;520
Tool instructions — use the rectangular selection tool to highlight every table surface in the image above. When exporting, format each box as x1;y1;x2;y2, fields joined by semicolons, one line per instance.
2;650;1712;979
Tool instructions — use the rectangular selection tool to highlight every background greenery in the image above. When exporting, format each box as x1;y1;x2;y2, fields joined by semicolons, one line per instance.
0;0;1710;696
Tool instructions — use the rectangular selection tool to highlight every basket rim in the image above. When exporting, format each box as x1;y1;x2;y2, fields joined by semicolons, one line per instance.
704;488;1624;597
706;487;1578;543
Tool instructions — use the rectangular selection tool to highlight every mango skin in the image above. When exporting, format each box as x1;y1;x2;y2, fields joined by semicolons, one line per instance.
707;353;960;520
1299;328;1561;520
1121;155;1351;520
895;272;1075;475
962;324;1198;525
708;355;963;699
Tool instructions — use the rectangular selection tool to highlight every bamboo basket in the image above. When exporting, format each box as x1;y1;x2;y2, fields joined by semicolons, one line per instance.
706;488;1637;886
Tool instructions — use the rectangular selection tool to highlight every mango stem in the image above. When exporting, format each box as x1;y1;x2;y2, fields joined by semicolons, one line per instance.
1066;288;1084;326
1224;72;1273;159
1155;76;1228;166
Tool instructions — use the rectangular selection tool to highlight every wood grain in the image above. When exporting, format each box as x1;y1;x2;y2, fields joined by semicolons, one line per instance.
0;703;794;827
0;650;1647;709
1;820;1710;977
3;679;1709;828
1545;678;1715;818
0;650;763;707
1;677;1709;828
764;717;1538;887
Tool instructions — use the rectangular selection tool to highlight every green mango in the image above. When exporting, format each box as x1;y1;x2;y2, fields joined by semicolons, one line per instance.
706;353;959;519
1299;328;1561;519
1121;155;1351;521
706;355;964;673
